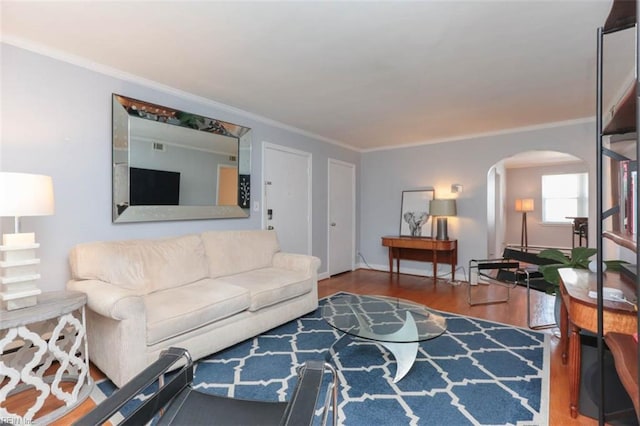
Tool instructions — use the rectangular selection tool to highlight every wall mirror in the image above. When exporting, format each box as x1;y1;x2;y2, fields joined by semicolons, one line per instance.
112;94;252;223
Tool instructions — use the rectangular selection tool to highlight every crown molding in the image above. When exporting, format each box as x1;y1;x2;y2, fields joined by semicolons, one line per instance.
361;117;595;153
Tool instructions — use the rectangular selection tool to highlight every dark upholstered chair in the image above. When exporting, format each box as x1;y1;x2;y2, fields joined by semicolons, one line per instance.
74;347;337;426
468;247;558;330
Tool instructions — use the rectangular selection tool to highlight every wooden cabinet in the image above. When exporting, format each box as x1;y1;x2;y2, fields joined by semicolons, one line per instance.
596;1;640;422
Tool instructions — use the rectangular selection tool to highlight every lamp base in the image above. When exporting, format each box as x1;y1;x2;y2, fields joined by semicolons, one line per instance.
0;232;41;310
436;217;449;240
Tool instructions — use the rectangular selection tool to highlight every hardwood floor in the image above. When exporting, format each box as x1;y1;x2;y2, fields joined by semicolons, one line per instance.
15;269;596;425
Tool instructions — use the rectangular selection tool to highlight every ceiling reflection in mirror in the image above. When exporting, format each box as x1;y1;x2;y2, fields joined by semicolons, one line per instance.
113;94;252;223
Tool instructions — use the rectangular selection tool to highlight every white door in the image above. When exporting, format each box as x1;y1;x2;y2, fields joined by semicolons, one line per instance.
263;143;312;255
328;159;355;275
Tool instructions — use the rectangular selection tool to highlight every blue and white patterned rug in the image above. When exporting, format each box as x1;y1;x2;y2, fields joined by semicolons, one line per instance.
92;293;550;425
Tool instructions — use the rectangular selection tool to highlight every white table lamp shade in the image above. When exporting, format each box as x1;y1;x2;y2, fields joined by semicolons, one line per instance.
0;172;55;217
0;173;54;310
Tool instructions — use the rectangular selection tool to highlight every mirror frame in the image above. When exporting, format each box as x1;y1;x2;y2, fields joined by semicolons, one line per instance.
112;94;252;223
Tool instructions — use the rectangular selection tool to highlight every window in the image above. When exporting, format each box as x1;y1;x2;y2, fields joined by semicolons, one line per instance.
541;173;588;223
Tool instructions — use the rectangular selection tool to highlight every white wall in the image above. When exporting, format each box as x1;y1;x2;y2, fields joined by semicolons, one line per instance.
0;43;360;291
359;121;596;280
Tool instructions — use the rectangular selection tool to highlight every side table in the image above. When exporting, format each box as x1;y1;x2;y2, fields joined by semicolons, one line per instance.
0;290;94;424
381;236;458;281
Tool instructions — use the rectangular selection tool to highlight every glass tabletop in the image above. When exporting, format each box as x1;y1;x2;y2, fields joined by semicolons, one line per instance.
321;294;447;343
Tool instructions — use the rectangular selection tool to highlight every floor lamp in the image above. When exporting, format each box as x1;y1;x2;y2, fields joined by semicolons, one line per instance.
515;198;534;250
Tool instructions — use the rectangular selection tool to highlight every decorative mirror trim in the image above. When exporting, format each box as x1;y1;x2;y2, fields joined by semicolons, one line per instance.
112;94;252;223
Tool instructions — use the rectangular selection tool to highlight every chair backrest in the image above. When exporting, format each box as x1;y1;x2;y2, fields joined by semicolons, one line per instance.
74;347;193;426
280;360;327;426
502;247;558;266
502;247;559;292
476;261;519;271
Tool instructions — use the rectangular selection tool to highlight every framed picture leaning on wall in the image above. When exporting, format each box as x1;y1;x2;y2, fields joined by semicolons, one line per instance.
399;189;434;237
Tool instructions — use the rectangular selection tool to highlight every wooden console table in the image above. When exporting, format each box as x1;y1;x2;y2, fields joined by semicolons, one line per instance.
558;268;637;418
381;236;457;281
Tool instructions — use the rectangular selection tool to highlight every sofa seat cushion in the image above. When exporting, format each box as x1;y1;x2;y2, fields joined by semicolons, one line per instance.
213;267;312;312
145;279;250;345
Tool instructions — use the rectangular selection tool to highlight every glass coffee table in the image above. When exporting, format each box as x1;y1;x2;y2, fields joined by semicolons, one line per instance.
321;294;447;383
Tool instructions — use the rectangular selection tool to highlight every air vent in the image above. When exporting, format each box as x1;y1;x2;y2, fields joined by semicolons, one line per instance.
229;155;237;161
152;142;166;152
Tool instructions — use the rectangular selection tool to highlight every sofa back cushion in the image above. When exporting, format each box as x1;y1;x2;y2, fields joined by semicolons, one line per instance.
69;234;209;293
202;230;280;278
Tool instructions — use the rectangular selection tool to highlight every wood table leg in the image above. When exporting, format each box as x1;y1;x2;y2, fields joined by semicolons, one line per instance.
433;250;438;281
451;249;456;281
388;247;393;274
560;296;569;365
569;323;581;418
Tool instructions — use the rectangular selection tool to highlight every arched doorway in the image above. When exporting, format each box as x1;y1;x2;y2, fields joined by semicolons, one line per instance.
487;150;587;256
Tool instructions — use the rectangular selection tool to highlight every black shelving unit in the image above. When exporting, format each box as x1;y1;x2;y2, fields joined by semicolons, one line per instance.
596;0;640;424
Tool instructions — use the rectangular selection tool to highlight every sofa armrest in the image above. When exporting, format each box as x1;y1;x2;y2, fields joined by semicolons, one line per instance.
67;279;145;320
273;252;321;275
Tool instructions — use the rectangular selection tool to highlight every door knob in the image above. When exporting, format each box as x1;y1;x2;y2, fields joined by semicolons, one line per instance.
267;225;274;230
331;222;336;227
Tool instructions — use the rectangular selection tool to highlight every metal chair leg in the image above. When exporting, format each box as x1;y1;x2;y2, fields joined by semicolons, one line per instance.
467;259;512;306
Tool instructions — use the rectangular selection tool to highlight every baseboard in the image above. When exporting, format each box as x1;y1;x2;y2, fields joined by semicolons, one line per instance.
322;263;464;281
354;262;463;281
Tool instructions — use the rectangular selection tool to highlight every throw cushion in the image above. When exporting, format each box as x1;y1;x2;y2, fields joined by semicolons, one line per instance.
145;279;250;345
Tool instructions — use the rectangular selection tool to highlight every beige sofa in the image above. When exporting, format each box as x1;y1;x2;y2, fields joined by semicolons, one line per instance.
67;230;320;387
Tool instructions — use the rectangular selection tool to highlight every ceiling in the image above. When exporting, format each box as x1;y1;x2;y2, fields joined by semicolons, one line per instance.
1;1;632;152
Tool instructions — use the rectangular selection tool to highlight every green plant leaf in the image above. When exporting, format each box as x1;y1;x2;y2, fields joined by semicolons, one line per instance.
538;249;571;265
538;264;562;286
603;259;629;272
569;247;597;265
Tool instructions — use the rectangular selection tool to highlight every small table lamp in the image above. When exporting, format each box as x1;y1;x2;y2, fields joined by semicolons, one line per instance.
515;198;534;250
0;172;55;310
429;199;457;240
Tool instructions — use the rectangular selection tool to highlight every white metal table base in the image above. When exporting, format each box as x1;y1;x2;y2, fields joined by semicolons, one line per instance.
327;311;419;383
